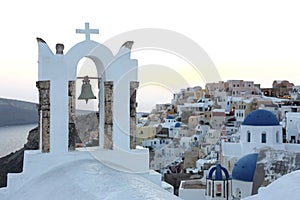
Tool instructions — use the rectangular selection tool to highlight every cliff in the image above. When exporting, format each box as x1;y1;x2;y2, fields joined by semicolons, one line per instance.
0;98;38;127
0;127;39;187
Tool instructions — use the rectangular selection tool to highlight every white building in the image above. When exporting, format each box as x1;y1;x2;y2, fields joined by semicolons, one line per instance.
177;99;213;115
240;109;284;154
289;85;300;100
142;138;171;151
285;112;300;143
161;115;181;138
222;109;287;158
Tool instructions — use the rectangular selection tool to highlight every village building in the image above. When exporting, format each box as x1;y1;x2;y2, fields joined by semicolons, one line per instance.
135;125;156;145
261;80;294;98
226;80;258;98
289;85;300;100
285;112;300;143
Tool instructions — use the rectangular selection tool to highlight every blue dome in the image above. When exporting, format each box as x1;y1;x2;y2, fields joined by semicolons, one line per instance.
166;115;175;119
207;164;230;181
175;122;181;128
232;153;258;182
242;109;279;126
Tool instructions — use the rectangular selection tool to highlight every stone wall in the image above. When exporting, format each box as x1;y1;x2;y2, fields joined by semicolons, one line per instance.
104;81;113;149
37;80;78;152
68;81;76;151
36;81;50;153
130;81;139;149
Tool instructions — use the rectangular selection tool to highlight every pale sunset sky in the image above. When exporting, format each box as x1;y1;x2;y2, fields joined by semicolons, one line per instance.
1;0;300;111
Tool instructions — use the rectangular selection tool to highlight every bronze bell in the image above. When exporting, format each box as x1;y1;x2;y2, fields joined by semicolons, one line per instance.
78;76;96;103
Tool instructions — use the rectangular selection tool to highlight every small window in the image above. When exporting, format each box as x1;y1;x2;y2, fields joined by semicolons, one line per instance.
247;131;251;142
276;131;279;143
216;183;222;197
262;132;267;143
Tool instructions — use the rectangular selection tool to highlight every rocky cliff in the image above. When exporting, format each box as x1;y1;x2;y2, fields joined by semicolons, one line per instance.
0;127;39;187
0;98;38;127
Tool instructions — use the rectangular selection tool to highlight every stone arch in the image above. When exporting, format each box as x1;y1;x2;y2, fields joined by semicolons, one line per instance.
65;41;116;150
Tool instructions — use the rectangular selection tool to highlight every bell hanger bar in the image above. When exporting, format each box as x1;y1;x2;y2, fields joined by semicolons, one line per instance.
77;76;100;80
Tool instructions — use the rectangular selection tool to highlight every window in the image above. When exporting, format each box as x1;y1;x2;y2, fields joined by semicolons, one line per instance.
216;183;222;197
247;131;251;142
276;131;279;143
261;132;267;143
208;182;211;196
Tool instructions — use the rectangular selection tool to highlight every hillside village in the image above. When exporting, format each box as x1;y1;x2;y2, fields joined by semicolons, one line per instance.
133;79;300;199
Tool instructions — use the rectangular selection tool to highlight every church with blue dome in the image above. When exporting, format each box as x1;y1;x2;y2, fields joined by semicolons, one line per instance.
240;109;284;155
221;109;285;161
206;164;231;200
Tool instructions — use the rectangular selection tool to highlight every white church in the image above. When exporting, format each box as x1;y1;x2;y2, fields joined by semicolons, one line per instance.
222;109;300;160
0;23;180;200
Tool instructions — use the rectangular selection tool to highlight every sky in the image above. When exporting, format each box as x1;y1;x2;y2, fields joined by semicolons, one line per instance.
1;0;300;112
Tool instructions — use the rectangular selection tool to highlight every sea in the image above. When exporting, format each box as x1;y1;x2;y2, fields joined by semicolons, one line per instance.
0;124;37;158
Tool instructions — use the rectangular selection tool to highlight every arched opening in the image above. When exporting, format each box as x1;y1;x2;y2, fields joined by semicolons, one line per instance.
276;130;279;143
261;131;267;143
247;130;251;143
73;57;100;148
216;182;222;197
208;181;211;196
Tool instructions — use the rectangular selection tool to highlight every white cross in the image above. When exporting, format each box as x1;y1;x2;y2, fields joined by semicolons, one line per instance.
76;22;99;41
